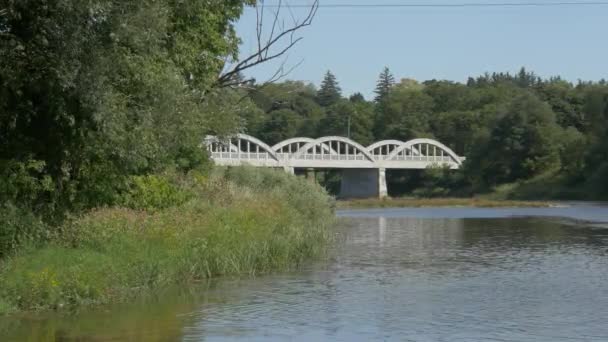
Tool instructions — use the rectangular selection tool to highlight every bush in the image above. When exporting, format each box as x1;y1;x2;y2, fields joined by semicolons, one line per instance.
0;166;333;313
412;165;468;198
586;162;608;199
119;174;192;211
0;203;49;258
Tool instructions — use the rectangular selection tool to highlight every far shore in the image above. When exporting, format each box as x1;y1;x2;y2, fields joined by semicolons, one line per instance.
336;197;556;209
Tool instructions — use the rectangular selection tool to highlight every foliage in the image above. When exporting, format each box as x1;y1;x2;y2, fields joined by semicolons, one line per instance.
237;67;608;199
0;167;333;313
317;71;342;107
0;0;251;216
119;174;192;211
412;165;468;198
374;67;395;103
0;160;53;211
465;93;563;187
379;86;434;140
0;203;48;259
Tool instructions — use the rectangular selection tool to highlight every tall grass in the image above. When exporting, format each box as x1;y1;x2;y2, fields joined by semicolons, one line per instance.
0;166;334;313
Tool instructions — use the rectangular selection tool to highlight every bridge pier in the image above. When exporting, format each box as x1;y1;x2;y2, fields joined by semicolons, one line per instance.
339;168;388;199
305;168;316;182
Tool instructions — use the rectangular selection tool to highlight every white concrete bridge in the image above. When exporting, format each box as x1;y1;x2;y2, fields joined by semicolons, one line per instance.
204;134;465;198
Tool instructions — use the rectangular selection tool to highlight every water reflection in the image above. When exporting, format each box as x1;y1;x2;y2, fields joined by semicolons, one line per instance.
2;206;608;341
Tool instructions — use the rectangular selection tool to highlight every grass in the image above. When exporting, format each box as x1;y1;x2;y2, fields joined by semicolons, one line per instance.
337;197;554;209
0;166;334;314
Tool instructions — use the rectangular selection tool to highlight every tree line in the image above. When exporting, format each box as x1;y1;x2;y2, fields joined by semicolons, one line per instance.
238;67;608;198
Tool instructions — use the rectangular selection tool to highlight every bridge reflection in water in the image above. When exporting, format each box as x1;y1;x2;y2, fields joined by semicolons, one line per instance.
204;134;465;198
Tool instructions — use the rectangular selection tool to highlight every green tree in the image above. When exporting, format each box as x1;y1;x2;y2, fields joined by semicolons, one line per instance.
0;0;253;213
247;81;325;138
432;110;481;155
317;71;342;107
259;108;301;145
536;80;585;130
374;67;395;103
467;93;562;187
377;85;434;140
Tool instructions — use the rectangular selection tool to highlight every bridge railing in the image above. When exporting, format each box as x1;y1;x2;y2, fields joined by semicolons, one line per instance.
213;152;458;163
294;154;369;161
372;155;455;162
212;152;274;160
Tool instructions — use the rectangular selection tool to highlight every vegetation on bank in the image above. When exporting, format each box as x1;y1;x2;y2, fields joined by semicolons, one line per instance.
337;197;553;210
242;69;608;200
0;167;333;314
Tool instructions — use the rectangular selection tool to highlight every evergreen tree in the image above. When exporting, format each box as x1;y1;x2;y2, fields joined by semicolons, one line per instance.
374;67;395;103
317;71;342;107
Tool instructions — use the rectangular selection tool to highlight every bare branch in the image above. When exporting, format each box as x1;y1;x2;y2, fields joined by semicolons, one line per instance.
266;0;281;59
255;1;264;54
266;58;304;84
216;0;318;88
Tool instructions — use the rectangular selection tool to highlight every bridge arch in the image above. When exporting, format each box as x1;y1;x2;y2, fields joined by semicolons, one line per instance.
367;140;421;156
272;137;337;155
235;134;280;161
292;136;376;162
387;138;463;165
204;135;239;153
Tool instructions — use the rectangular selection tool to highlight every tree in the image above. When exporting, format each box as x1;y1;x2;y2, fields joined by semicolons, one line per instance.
536;80;585;130
432;110;481;155
349;92;365;103
259;108;301;145
376;86;434;140
247;81;325;138
466;93;562;187
580;85;608;194
318;100;352;137
317;71;342;107
374;67;395;103
0;0;280;214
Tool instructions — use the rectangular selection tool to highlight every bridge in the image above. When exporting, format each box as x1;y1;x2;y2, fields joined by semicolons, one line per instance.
204;134;465;198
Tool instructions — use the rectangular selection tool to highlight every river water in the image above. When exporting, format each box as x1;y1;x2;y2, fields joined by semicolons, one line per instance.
3;203;608;341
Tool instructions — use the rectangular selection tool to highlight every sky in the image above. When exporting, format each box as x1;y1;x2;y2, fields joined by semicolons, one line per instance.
235;0;608;98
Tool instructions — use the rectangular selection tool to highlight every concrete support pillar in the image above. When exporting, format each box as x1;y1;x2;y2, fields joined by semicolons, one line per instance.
284;166;295;175
306;168;316;182
339;168;388;199
378;168;388;199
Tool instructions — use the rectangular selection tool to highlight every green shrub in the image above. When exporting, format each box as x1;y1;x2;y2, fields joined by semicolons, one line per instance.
0;159;54;209
119;174;192;211
0;166;333;313
412;165;468;198
586;162;608;199
0;203;49;258
219;166;334;223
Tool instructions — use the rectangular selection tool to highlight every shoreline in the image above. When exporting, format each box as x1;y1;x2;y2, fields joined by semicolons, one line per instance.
336;197;556;209
0;167;333;315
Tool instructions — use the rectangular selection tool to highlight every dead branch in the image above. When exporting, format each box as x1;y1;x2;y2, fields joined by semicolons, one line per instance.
217;0;318;88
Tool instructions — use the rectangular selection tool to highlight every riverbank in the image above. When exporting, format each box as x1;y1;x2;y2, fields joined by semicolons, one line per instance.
337;197;554;209
0;167;333;314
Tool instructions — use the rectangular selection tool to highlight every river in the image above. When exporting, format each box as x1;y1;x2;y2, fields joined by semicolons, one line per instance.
2;203;608;341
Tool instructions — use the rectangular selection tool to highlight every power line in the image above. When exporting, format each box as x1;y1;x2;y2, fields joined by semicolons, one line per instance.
262;2;608;8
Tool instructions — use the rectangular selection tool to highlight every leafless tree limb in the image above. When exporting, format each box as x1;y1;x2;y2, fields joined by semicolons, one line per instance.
217;0;318;88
